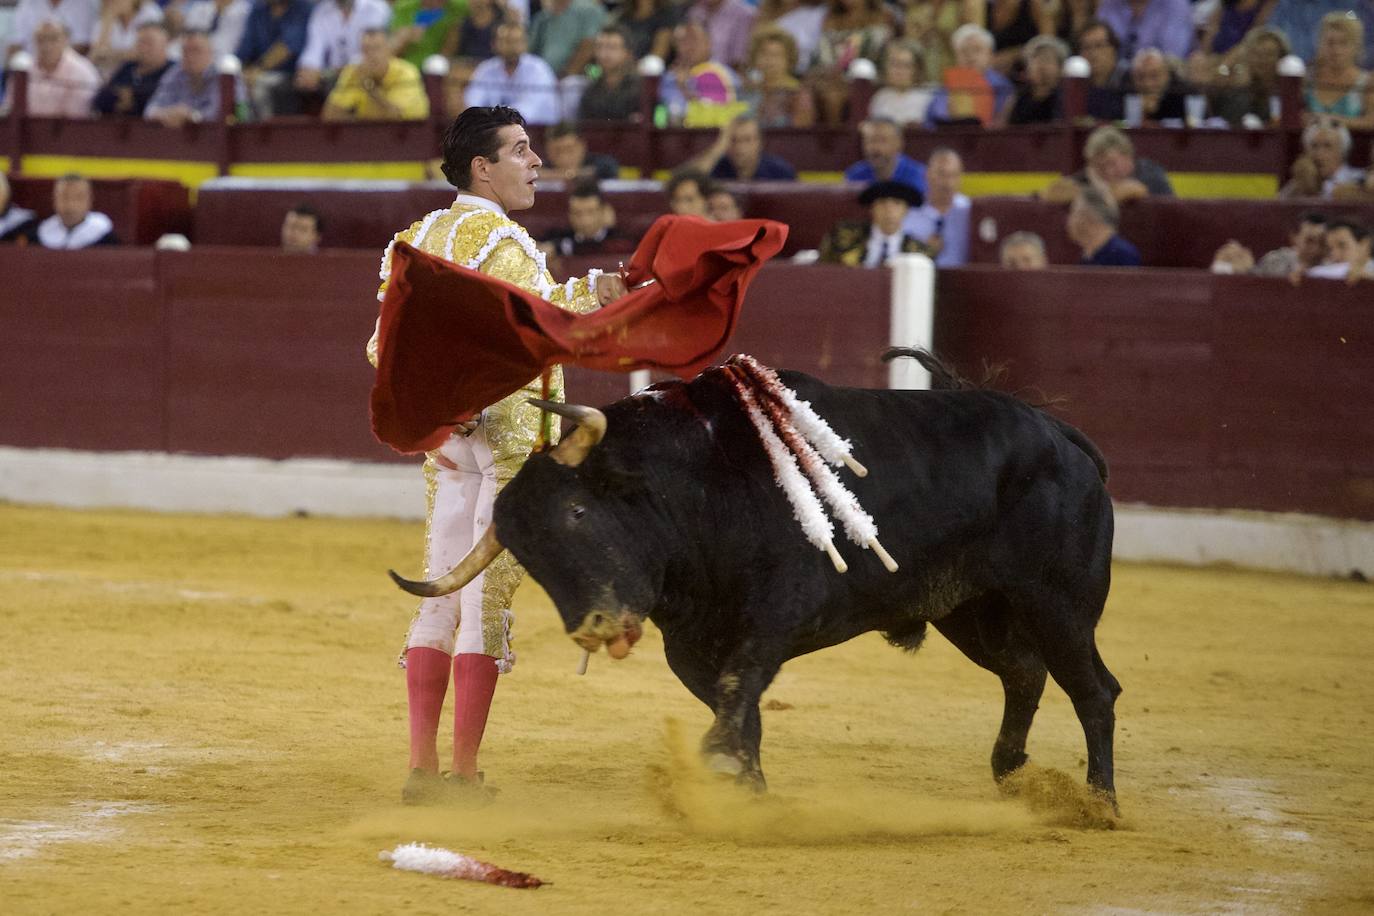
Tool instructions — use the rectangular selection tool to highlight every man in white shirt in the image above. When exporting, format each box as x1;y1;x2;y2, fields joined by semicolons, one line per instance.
292;0;391;97
8;0;100;57
904;147;971;268
466;21;560;125
22;19;101;118
180;0;253;59
1305;219;1372;283
35;173;118;248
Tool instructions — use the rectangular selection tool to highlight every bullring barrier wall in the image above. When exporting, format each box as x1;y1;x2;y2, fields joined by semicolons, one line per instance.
2;247;1371;573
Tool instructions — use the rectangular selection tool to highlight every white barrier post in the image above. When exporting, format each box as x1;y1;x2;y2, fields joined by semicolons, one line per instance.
629;369;651;394
888;252;935;390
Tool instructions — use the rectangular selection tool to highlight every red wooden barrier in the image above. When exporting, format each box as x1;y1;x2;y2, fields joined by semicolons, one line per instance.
2;248;1371;520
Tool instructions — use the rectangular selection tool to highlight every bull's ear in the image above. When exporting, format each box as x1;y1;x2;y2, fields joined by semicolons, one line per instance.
529;399;607;467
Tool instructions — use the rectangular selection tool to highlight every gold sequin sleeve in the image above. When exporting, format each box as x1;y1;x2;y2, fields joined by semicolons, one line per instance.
367;222;422;367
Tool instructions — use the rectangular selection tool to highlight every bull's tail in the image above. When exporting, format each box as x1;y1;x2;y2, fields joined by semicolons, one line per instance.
880;347;974;390
882;347;1108;483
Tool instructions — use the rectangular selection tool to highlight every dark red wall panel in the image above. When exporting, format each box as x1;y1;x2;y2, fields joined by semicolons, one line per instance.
0;248;165;450
157;248;403;462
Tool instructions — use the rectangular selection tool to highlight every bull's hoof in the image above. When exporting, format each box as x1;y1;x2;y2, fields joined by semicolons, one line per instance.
992;747;1030;784
704;751;745;777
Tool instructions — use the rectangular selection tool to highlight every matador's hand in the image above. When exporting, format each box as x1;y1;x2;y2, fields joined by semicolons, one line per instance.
595;272;628;306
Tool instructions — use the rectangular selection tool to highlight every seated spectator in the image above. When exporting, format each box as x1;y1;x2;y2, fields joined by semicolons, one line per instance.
904;147;969;266
999;230;1049;269
924;24;1015;126
1067;186;1140;267
281;203;321;252
986;0;1055;75
388;0;464;69
1127;47;1187;124
758;0;827;73
610;0;676;62
1210;25;1289;127
8;0;100;57
145;29;246;125
1210;211;1328;277
181;0;251;60
1076;18;1129;121
1306;218;1372;283
1269;0;1374;66
530;0;605;79
903;0;979;87
322;27;428;120
236;0;312;120
659;21;739;124
844;116;926;194
16;20;101;118
93;20;172;116
811;0;892;125
0;173;39;244
866;41;933;127
707;186;744;221
456;0;505;60
687;0;757;71
541;181;636;257
741;26;816;127
1004;34;1068;125
1305;11;1373;131
35;174;119;248
1279;118;1365;198
688;114;798;181
1197;0;1272;58
819;180;933;268
467;21;561;124
291;0;392;111
89;0;163;77
1041;125;1174;204
1096;0;1193;61
666;169;713;217
577;26;643;122
544;123;620;181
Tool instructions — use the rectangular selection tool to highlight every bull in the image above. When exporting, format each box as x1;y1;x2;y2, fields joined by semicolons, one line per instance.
392;349;1122;805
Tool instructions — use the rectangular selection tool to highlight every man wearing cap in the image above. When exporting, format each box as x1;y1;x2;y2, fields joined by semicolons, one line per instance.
819;181;934;268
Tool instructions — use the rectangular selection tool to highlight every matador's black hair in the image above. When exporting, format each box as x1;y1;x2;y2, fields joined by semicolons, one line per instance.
440;106;527;190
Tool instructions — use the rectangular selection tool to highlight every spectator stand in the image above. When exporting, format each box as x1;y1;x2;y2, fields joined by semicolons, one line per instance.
4;55;1371;195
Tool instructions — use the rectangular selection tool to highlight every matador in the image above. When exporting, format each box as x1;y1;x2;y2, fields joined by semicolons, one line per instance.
368;106;626;804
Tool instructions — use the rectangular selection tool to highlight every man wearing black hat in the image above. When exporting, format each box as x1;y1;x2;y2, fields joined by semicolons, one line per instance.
819;181;934;268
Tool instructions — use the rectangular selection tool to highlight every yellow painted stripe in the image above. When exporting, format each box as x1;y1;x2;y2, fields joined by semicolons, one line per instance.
20;155;219;188
0;156;10;172
1168;172;1278;199
228;161;429;181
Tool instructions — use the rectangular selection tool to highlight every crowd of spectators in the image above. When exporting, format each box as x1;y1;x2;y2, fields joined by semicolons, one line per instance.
2;0;1372;278
1;0;1372;130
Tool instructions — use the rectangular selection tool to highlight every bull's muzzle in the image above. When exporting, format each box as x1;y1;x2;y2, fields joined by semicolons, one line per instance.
389;525;504;598
571;610;643;660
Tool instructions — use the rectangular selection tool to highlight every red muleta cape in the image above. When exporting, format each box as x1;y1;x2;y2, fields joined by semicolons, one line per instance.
370;214;788;453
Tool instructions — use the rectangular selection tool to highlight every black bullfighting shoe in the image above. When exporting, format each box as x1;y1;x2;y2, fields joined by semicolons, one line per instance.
441;770;499;807
401;768;446;805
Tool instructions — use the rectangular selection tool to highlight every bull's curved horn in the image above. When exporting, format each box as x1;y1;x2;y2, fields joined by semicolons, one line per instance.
389;525;504;598
528;399;607;467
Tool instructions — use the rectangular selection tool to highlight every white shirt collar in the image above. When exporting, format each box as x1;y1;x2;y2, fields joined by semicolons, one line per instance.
453;192;506;216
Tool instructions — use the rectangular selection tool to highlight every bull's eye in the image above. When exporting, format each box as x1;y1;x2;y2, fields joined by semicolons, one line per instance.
568;504;586;523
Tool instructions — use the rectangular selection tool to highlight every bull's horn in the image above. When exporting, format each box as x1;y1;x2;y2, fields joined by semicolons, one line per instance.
389;526;504;598
529;399;607;467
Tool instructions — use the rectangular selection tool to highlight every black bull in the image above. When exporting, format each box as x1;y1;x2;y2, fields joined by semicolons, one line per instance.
395;351;1122;803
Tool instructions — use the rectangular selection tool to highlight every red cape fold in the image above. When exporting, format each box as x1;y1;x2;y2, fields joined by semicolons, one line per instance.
370;214;788;453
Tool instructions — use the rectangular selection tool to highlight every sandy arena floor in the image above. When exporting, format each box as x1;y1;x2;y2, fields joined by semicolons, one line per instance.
1;503;1371;914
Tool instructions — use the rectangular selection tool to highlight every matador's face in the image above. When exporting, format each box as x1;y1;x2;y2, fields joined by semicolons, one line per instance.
483;124;543;212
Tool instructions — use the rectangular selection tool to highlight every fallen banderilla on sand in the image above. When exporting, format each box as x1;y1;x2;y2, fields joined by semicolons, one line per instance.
379;843;546;888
